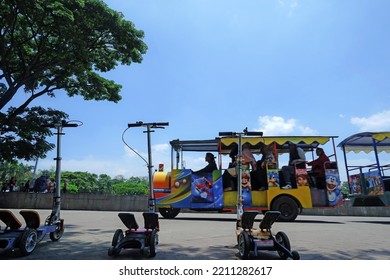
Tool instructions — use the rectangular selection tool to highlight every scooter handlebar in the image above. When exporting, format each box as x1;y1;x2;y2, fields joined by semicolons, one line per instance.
219;131;263;136
219;132;236;136
128;121;169;128
41;121;79;128
246;131;263;136
154;122;169;127
63;123;78;127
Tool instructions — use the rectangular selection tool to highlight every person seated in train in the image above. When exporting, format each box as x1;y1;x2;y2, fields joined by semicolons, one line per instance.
281;142;306;189
193;152;218;175
251;143;273;190
242;142;257;171
223;142;256;191
307;147;330;189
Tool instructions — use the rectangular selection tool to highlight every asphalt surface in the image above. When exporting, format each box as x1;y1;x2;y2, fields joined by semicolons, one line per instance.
1;209;390;260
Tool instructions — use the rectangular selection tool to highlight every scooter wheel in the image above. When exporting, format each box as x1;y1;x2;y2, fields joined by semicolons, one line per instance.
50;227;64;241
19;229;38;256
291;250;300;260
275;231;291;260
112;229;124;246
108;247;120;257
108;247;114;257
148;229;158;258
238;231;251;260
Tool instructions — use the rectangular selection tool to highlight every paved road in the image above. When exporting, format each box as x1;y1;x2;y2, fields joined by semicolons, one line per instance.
1;209;390;260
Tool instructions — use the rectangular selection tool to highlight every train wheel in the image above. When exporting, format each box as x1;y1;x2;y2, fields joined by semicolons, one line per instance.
158;208;180;219
272;196;299;222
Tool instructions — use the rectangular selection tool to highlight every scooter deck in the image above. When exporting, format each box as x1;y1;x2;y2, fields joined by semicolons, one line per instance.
259;211;280;230
19;210;41;229
0;210;22;230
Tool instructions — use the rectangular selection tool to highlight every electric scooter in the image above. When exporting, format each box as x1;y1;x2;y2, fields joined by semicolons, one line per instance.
108;121;168;258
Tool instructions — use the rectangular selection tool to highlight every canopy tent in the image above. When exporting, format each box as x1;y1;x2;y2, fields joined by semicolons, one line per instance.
337;132;390;153
338;132;390;206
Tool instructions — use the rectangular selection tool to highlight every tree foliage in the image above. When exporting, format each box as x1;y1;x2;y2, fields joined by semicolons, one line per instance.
112;177;149;195
0;0;147;162
1;161;149;195
0;160;34;186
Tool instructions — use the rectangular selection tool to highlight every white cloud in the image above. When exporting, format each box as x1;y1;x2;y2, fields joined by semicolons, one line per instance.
255;115;316;136
256;115;295;135
350;110;390;131
278;0;299;16
153;143;169;152
298;125;316;135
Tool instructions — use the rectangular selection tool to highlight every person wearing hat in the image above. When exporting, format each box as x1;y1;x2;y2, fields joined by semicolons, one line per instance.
193;152;218;174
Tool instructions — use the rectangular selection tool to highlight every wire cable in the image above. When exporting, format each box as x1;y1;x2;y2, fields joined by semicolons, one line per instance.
121;126;148;166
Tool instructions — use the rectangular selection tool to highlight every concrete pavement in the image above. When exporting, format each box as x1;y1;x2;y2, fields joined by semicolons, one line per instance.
1;209;390;260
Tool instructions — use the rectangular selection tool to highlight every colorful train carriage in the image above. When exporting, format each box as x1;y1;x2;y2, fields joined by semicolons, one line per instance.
154;135;341;221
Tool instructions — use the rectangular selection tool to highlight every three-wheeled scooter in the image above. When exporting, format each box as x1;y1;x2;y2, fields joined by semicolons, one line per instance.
0;209;64;257
0;120;78;257
108;121;168;258
221;129;299;260
236;210;300;260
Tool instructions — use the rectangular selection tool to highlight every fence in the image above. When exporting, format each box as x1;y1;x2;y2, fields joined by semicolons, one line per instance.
0;192;148;212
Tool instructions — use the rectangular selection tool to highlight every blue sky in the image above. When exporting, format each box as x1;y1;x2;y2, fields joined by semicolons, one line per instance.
18;0;390;181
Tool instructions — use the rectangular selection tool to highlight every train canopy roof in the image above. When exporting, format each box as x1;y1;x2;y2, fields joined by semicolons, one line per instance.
169;139;219;152
170;136;337;154
337;132;390;153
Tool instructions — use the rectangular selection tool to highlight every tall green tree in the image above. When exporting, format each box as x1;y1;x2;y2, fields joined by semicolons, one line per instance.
0;0;147;162
0;161;34;185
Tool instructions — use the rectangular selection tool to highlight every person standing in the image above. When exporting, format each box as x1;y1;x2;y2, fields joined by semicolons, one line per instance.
9;177;16;192
34;175;49;193
1;181;8;192
63;180;68;193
